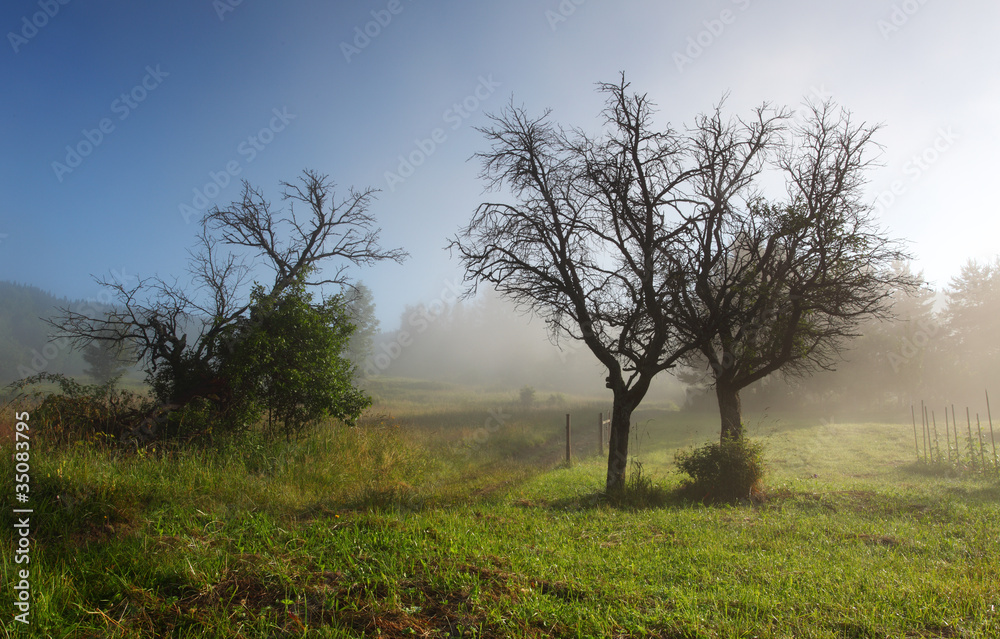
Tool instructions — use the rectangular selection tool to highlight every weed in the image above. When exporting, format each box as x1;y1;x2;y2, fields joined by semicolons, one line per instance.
605;459;672;509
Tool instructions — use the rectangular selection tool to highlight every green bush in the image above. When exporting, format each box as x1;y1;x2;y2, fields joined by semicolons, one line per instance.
674;437;766;503
220;273;371;440
6;372;151;446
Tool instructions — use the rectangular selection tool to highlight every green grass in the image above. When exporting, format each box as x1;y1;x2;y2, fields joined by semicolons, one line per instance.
2;380;999;637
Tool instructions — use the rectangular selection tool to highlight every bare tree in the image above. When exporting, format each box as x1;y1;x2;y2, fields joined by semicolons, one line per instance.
676;101;918;440
450;77;700;492
52;169;407;406
452;78;918;489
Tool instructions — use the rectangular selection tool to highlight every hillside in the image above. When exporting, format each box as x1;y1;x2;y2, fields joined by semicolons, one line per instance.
0;280;96;385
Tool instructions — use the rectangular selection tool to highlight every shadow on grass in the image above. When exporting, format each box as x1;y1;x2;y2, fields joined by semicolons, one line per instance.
0;469;157;550
542;489;672;512
941;481;1000;504
295;457;560;521
903;459;1000;481
540;473;801;513
542;482;768;512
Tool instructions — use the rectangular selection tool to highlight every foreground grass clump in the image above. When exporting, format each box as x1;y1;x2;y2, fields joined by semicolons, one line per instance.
2;380;999;637
603;460;673;510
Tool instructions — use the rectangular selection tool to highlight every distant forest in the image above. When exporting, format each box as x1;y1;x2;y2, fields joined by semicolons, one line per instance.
369;260;1000;417
5;256;998;418
0;281;135;386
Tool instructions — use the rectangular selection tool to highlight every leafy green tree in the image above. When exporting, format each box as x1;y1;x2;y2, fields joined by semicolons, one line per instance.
81;316;134;383
943;258;1000;349
222;273;371;439
848;263;937;408
519;385;536;409
51;170;405;441
82;341;128;383
940;257;1000;398
343;282;379;375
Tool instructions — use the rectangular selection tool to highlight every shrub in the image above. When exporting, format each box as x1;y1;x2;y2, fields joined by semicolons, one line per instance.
5;372;151;447
674;437;766;503
545;392;566;407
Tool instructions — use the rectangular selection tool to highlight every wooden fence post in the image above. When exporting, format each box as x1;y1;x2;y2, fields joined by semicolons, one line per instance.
931;411;939;463
977;414;986;470
921;401;928;462
952;404;960;464
598;412;604;456
565;413;571;464
945;407;952;464
967;407;975;470
987;391;997;469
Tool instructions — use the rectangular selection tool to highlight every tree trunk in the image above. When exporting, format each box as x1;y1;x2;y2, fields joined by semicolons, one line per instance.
605;398;635;492
716;382;743;442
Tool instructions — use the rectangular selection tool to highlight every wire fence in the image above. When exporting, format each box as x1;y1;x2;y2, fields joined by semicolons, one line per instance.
911;391;998;474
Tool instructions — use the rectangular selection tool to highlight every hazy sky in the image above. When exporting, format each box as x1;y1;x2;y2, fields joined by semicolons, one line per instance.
2;1;997;326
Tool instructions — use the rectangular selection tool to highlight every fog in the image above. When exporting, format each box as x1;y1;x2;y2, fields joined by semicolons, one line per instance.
4;252;994;426
363;288;685;405
361;258;1000;424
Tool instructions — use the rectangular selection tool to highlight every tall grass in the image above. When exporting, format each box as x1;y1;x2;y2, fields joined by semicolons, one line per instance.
2;380;999;637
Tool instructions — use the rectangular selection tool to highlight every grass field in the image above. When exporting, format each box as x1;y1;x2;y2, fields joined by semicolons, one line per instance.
2;378;999;638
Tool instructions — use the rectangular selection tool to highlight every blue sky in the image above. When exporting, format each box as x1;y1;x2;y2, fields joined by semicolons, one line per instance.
1;0;998;326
